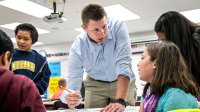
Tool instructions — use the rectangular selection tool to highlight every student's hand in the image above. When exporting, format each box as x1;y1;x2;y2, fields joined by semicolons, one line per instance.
100;102;125;112
66;92;81;109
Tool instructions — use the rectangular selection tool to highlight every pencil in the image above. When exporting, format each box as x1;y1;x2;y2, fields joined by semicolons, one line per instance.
64;88;72;93
60;86;72;93
60;86;80;98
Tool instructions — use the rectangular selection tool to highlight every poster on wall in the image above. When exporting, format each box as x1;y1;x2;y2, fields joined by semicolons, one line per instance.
48;61;61;77
49;77;60;94
48;61;61;94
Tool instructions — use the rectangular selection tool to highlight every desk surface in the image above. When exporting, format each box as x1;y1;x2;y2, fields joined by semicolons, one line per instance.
47;106;139;112
43;101;55;105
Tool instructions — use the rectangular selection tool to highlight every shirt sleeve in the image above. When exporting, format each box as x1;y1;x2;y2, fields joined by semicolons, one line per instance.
67;43;84;91
114;21;133;80
60;90;68;104
158;88;198;112
35;60;51;95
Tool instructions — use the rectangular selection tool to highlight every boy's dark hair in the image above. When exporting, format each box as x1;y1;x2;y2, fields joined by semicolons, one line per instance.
81;4;107;25
14;23;38;44
0;29;14;61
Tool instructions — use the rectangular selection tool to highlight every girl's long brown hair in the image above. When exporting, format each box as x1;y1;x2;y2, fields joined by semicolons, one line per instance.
143;42;200;97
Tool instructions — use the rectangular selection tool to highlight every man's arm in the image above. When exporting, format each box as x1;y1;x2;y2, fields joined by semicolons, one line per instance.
66;43;84;108
101;20;132;112
116;75;130;99
67;47;84;91
114;20;132;100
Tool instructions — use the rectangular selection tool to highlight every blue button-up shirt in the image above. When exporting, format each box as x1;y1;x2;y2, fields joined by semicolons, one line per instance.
67;18;134;91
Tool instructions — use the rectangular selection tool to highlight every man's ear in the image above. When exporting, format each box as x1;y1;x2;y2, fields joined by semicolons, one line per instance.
81;24;87;32
2;51;11;68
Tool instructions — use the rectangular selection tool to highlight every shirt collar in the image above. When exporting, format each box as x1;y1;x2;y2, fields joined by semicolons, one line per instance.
86;34;97;53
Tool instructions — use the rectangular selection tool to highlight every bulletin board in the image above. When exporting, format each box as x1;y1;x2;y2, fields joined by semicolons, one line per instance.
48;61;61;94
49;77;60;94
48;61;61;77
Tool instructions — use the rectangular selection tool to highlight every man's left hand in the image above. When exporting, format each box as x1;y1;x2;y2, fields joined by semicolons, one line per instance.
100;102;125;112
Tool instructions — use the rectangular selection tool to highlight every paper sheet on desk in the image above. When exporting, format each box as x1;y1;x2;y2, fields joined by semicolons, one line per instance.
47;106;139;112
56;108;101;112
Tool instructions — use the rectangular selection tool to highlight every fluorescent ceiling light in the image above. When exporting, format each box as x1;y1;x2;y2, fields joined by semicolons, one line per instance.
0;0;52;18
180;9;200;23
0;22;50;34
104;4;141;21
11;37;43;46
75;4;141;32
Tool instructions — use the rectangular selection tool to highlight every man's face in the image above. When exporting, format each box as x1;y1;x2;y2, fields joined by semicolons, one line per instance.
16;30;32;51
82;16;108;44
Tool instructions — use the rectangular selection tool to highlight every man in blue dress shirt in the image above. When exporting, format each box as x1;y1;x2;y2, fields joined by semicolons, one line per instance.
66;4;135;112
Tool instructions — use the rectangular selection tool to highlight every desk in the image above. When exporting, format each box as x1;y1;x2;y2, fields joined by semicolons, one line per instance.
43;101;55;105
47;106;139;112
43;100;56;110
43;100;84;110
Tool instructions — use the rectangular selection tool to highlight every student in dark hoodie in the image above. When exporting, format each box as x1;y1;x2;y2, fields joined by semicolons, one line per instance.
10;23;51;95
0;29;46;112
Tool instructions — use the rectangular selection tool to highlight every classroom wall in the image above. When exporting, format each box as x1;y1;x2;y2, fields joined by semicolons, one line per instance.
131;44;146;96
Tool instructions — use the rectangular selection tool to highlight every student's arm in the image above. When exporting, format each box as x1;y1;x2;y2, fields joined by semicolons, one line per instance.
35;62;51;95
139;103;144;112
